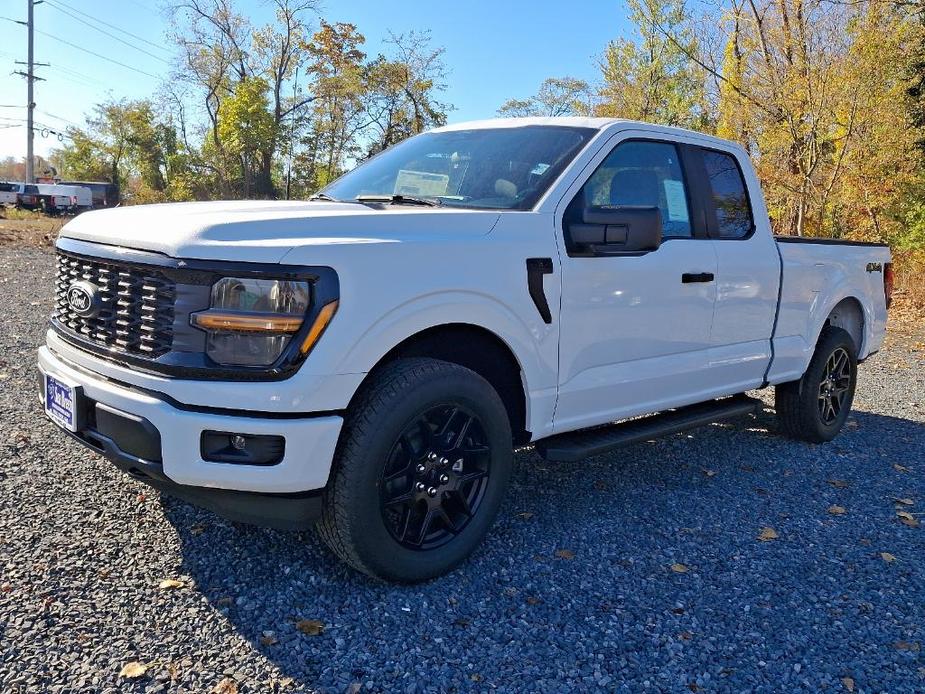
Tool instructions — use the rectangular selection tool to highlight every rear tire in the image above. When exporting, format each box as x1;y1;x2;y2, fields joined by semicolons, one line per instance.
775;326;857;443
316;358;513;583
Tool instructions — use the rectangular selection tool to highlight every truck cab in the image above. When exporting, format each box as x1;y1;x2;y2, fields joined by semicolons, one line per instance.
38;118;891;582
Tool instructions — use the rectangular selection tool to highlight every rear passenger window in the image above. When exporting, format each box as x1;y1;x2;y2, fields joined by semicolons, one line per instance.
580;140;692;239
702;150;753;238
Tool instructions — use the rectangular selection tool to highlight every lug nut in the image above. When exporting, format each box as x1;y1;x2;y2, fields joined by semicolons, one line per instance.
439;457;449;466
427;452;438;461
415;482;426;492
427;487;438;497
439;474;449;484
415;463;427;474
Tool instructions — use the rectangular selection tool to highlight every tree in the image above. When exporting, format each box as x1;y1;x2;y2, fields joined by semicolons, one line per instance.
362;30;450;156
51;100;186;202
171;0;319;197
217;77;277;196
595;0;709;130
498;77;593;118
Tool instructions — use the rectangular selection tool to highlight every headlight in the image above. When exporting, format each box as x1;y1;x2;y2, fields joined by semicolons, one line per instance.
192;277;311;366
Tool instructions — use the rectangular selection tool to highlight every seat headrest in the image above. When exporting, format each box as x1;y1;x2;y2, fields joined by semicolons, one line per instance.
609;169;660;207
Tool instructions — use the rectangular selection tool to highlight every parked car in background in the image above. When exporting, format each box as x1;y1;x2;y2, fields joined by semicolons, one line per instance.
7;183;43;210
0;182;19;206
35;184;77;215
60;181;119;208
39;118;892;582
54;184;93;211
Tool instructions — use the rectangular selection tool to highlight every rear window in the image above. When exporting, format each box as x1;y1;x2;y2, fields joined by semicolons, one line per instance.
702;150;753;239
0;183;15;192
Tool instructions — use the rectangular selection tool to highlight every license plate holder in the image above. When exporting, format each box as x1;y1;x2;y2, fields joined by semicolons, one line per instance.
44;372;82;432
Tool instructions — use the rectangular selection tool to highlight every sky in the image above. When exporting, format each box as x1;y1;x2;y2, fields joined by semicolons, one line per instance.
0;0;632;162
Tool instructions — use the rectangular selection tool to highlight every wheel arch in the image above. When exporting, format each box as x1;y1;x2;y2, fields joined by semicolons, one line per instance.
347;323;531;445
822;296;865;355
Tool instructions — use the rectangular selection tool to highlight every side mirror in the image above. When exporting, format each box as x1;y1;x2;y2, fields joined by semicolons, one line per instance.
567;206;662;255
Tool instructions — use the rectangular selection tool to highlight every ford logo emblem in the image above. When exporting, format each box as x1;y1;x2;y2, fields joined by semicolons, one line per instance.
66;281;99;318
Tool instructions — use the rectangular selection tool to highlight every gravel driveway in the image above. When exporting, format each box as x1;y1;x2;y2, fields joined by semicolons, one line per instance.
1;246;922;693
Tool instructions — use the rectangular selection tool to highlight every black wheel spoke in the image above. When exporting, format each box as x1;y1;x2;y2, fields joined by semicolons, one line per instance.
384;490;414;507
378;402;492;551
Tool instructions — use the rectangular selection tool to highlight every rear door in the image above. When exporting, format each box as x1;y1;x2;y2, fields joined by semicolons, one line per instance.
695;146;780;391
553;134;720;433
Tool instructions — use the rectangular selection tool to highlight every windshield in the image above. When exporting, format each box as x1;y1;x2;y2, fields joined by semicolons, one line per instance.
320;126;597;210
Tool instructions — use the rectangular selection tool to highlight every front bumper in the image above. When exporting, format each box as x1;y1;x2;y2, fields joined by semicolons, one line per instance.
38;345;344;529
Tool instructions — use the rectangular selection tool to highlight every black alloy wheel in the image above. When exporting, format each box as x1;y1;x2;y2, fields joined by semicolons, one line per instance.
379;405;491;550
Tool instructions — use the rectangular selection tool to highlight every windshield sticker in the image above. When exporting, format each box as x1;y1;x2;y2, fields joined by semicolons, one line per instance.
663;179;689;222
394;170;450;197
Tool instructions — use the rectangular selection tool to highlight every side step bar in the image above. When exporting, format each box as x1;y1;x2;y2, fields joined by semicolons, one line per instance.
534;395;762;462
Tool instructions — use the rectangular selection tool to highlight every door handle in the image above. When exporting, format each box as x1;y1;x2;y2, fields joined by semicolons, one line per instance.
682;272;714;283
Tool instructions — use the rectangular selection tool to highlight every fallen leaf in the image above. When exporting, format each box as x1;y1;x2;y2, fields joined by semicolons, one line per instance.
216;596;234;607
828;479;850;489
894;498;915;506
828;505;847;515
190;523;208;535
453;617;470;627
702;469;717;478
526;596;541;605
670;563;689;573
897;511;920;528
516;511;534;520
346;683;362;694
757;527;779;542
470;673;483;682
137;493;146;502
842;676;855;692
678;631;693;640
211;678;238;694
894;641;921;652
555;549;575;560
893;464;910;473
0;583;11;593
260;634;278;647
158;579;184;590
880;552;896;563
119;661;148;679
295;619;325;635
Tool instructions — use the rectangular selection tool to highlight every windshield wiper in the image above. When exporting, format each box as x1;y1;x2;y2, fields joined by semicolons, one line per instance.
355;194;441;207
309;192;344;202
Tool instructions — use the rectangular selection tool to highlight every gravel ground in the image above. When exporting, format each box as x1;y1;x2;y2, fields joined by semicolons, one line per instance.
0;245;923;693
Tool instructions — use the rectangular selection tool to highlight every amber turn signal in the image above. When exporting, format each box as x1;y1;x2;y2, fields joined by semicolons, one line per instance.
191;311;304;333
300;300;339;354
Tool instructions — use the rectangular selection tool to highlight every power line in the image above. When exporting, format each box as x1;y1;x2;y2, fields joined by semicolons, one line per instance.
42;0;171;55
33;28;161;79
44;0;172;65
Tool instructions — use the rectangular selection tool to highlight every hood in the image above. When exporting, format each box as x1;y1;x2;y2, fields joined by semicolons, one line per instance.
59;200;501;263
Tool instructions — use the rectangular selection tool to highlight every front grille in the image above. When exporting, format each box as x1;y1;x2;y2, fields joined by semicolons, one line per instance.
54;251;176;357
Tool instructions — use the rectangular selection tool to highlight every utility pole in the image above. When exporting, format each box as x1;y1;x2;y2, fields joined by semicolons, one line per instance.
13;1;44;182
26;0;35;183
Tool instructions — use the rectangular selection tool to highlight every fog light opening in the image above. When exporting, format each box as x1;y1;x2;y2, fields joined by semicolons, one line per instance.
200;431;285;466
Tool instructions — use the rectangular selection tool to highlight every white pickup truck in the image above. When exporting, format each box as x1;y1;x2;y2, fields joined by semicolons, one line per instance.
38;118;892;582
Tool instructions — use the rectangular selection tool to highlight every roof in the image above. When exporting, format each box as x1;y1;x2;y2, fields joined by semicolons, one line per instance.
432;116;744;154
433;116;622;132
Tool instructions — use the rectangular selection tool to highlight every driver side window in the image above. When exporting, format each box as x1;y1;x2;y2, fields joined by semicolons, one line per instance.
579;140;693;239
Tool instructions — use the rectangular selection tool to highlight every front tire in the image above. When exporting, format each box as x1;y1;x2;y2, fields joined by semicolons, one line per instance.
775;326;858;443
316;358;513;582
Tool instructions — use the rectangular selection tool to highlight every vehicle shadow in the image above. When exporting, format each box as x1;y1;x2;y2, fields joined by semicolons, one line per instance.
160;404;925;691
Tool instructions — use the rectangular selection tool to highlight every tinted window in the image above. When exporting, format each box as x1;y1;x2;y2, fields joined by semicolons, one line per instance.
703;150;753;238
580;140;692;238
0;183;15;192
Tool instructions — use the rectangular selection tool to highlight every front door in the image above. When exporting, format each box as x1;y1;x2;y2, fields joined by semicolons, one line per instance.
553;137;719;433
